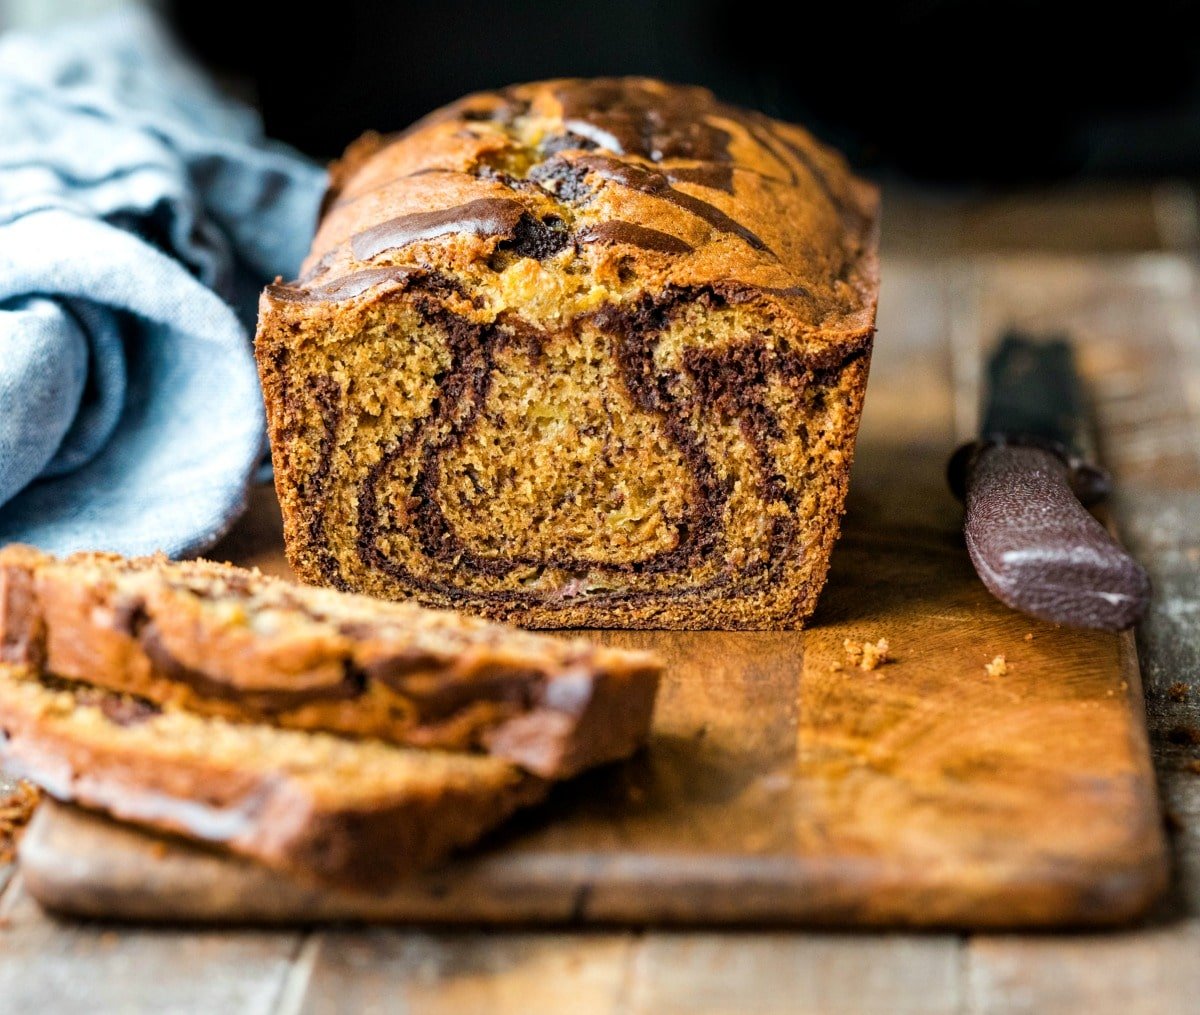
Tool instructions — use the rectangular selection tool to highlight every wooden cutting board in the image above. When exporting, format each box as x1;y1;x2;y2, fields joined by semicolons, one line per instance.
16;262;1169;928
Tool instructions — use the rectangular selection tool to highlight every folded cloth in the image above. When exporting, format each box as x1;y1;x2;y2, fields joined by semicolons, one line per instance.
0;10;327;557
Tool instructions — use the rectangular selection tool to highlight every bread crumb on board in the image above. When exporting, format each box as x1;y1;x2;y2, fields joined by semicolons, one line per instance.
0;781;41;867
844;637;890;671
1024;632;1035;642
1168;682;1191;702
984;655;1009;678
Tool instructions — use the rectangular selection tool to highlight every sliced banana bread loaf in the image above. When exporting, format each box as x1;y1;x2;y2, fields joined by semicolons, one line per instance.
0;545;660;778
0;665;543;887
256;77;879;630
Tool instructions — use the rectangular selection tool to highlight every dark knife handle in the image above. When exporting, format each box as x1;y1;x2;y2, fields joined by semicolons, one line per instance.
962;444;1150;631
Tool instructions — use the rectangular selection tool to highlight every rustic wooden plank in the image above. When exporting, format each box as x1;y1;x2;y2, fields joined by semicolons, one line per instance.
958;255;1200;1011
966;925;1200;1015
951;254;1200;775
1115;301;1200;930
952;255;1200;487
956;186;1166;253
1151;181;1200;252
791;258;1165;926
799;592;1163;925
877;188;965;257
293;932;634;1015
1157;725;1200;920
292;930;964;1015
881;184;1168;259
624;933;963;1015
0;874;301;1015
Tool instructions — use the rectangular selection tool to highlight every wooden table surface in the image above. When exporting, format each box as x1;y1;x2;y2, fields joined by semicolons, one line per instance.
2;183;1200;1014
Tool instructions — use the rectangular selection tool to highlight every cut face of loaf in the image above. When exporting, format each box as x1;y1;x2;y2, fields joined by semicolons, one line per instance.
0;546;660;778
0;665;544;888
256;77;880;629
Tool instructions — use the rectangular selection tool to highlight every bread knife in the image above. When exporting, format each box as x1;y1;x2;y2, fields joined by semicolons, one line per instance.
947;332;1150;631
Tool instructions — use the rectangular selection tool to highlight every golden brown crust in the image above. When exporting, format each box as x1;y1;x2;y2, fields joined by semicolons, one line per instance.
256;78;879;629
0;543;47;669
0;547;660;777
291;77;878;342
0;665;545;888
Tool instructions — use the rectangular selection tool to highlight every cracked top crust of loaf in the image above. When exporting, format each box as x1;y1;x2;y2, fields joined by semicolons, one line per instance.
270;76;879;347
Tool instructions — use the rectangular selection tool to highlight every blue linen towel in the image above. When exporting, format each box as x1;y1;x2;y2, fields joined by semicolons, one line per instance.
0;10;327;557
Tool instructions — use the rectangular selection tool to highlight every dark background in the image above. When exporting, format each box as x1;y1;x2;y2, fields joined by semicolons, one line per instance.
170;0;1200;183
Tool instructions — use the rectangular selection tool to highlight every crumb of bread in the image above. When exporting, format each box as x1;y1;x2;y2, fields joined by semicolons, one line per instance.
830;660;843;672
0;781;41;866
1024;632;1034;642
1168;682;1190;702
844;637;890;671
861;639;889;670
984;655;1008;678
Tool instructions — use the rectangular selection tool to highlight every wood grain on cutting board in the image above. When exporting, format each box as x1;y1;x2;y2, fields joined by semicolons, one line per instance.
17;261;1168;928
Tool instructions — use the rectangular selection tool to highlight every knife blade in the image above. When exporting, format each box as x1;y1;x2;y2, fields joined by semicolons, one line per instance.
947;332;1150;631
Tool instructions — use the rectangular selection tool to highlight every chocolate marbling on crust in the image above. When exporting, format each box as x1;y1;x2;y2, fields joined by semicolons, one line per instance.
256;77;879;629
0;547;661;778
577;221;695;254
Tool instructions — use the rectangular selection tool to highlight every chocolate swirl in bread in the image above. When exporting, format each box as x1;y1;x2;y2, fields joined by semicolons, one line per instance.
0;547;660;778
256;77;879;629
0;664;545;888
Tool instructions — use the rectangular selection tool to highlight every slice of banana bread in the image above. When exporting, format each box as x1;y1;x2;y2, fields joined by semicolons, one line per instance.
0;665;543;887
0;545;660;778
256;77;880;630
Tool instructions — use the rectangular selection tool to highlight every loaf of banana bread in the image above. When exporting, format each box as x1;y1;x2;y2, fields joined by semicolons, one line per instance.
0;665;543;887
0;545;660;777
256;77;880;629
